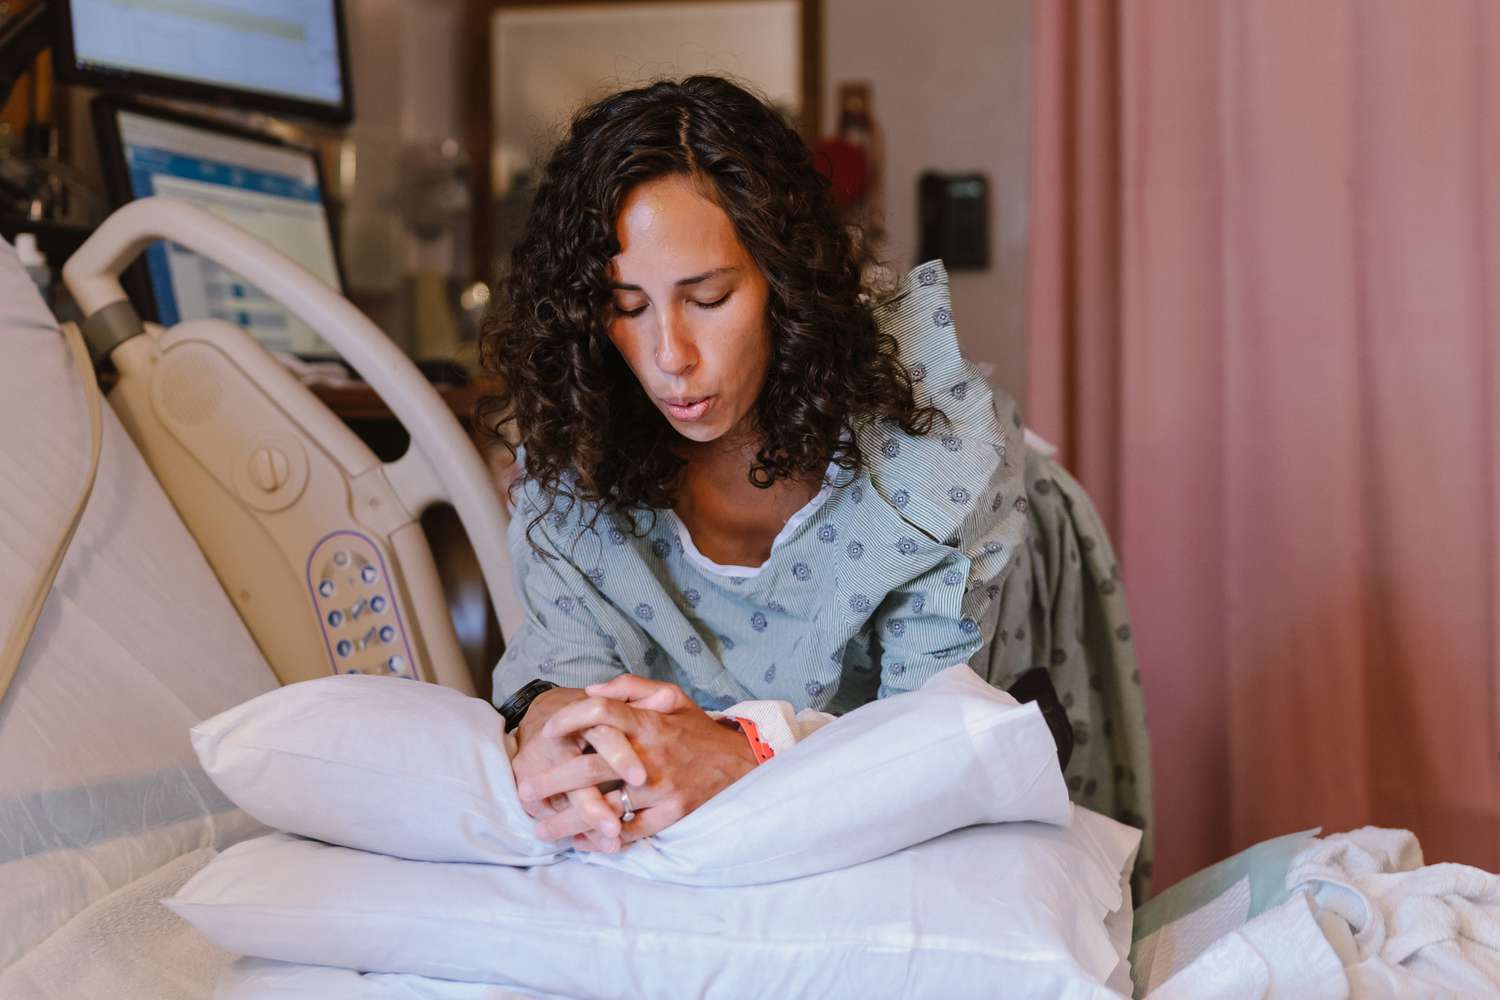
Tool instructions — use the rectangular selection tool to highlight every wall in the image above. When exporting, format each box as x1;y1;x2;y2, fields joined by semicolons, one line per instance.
342;0;465;284
491;2;800;199
336;0;1035;380
824;0;1032;408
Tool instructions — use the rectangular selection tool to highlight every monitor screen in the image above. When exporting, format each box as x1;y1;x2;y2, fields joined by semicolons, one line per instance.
61;0;350;121
105;105;342;357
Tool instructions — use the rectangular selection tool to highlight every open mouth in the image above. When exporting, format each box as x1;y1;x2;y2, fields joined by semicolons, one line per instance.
661;396;714;421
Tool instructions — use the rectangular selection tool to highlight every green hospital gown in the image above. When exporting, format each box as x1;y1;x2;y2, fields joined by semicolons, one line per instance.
493;260;1154;896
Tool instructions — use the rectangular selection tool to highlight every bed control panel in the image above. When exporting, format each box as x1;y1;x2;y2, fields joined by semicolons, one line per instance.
308;531;417;679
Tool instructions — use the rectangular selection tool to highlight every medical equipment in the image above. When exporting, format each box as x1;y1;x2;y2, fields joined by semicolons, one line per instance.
33;195;521;695
93;100;345;358
54;0;353;123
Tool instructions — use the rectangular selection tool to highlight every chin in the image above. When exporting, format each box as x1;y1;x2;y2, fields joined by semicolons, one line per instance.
670;420;730;444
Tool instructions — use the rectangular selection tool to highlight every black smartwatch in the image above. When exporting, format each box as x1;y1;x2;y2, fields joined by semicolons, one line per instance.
498;679;559;733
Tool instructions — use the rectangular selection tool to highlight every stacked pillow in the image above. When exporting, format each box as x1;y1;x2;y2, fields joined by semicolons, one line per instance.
171;666;1140;997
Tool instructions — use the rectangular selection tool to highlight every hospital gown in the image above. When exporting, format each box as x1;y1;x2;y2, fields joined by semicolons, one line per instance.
493;260;1155;896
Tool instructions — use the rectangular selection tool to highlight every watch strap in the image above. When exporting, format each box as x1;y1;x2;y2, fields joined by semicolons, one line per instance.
498;678;559;733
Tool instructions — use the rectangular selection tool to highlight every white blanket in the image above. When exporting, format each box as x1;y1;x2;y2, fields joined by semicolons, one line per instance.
1145;827;1500;999
1290;827;1500;997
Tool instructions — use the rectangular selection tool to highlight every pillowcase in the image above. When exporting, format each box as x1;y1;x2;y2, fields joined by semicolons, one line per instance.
215;958;537;999
190;672;557;868
171;807;1140;1000
190;665;1070;885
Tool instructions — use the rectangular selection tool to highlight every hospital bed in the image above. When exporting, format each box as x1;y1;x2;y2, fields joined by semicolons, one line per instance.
4;200;1497;1000
0;198;532;998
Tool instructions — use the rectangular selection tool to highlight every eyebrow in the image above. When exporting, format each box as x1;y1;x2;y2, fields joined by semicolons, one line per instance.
609;266;739;291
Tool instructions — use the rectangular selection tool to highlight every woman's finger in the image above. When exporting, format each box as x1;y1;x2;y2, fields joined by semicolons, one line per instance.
541;696;641;741
602;787;675;844
517;752;622;803
574;831;621;854
535;784;620;841
582;724;647;786
586;674;690;712
533;804;597;842
518;791;560;821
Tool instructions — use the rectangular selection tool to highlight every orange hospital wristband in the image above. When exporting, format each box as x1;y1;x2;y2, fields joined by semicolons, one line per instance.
721;716;775;764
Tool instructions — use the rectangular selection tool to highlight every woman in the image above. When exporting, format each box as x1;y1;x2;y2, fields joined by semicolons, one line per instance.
480;76;1150;882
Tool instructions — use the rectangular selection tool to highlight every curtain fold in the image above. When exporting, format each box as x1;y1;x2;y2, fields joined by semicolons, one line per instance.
1029;0;1500;888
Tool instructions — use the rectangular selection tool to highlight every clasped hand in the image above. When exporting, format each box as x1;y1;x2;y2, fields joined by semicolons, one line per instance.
512;675;758;852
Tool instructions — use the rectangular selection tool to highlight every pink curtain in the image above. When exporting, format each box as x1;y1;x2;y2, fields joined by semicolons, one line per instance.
1028;0;1500;889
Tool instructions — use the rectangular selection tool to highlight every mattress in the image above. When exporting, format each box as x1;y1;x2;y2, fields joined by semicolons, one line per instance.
0;236;281;966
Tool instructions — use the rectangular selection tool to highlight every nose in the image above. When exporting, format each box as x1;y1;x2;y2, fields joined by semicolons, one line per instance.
653;304;698;377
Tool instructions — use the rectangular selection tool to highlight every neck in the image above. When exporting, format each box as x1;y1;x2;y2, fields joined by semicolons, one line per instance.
671;429;823;569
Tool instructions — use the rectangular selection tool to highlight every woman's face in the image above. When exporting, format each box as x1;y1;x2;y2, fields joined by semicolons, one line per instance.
606;173;773;447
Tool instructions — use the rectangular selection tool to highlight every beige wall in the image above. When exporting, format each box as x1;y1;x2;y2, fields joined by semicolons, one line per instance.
491;2;800;198
824;0;1032;407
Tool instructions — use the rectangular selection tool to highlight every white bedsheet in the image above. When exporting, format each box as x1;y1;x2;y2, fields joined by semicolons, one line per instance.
0;847;236;1000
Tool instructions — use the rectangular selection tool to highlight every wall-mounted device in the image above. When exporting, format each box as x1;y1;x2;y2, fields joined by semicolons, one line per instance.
918;172;989;271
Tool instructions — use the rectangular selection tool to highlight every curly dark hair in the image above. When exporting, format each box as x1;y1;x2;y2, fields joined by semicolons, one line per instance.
478;74;941;534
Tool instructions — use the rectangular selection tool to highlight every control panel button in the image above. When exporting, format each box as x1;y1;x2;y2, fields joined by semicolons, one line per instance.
360;565;378;584
379;625;396;643
387;655;406;673
334;551;350;567
335;639;353;657
370;595;387;613
327;610;344;628
248;446;291;493
318;579;335;598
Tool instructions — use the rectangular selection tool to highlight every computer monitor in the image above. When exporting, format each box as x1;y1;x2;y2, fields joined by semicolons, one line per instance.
93;100;344;358
56;0;352;123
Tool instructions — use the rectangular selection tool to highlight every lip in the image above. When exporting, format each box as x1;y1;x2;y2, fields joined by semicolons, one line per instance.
660;395;715;422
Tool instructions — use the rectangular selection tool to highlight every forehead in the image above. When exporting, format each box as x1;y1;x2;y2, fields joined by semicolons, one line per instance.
610;174;749;279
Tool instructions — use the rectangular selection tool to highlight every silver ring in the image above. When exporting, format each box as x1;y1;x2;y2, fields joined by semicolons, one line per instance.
619;788;636;824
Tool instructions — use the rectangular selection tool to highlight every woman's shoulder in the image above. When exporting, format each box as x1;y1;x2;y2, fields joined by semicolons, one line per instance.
507;465;634;553
856;260;1023;546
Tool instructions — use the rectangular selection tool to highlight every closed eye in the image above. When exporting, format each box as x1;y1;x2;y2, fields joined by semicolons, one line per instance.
612;292;731;318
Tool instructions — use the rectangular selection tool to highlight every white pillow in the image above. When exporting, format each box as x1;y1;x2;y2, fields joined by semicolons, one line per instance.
190;673;558;868
584;664;1070;884
190;665;1070;885
172;807;1140;1000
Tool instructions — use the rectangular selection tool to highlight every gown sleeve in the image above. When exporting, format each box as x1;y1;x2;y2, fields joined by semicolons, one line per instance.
491;479;626;704
857;261;1030;698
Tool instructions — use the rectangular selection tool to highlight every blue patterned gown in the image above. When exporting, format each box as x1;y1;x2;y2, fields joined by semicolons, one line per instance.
493;261;1027;716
